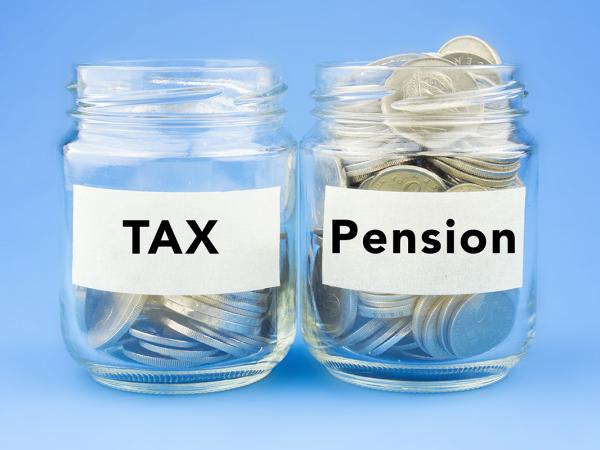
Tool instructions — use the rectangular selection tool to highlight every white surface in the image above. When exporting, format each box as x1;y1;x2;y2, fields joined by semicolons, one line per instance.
72;185;280;295
323;186;525;295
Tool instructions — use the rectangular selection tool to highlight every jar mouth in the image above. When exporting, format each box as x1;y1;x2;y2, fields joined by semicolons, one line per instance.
77;59;279;72
312;61;526;122
316;60;517;71
310;60;528;155
71;59;286;126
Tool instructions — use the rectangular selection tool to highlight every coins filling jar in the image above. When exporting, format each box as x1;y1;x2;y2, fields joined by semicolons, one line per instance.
61;60;296;394
300;38;536;392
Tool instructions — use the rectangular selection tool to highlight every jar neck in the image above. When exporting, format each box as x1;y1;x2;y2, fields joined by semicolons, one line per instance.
311;62;528;154
72;59;286;139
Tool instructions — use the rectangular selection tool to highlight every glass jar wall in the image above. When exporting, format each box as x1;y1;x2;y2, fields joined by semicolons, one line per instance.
61;60;296;394
300;55;536;392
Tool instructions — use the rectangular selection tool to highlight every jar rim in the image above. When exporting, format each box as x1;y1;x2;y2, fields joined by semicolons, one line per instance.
76;58;279;72
316;60;517;71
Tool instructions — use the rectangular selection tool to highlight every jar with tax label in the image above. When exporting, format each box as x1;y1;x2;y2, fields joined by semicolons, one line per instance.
61;60;296;394
300;36;537;392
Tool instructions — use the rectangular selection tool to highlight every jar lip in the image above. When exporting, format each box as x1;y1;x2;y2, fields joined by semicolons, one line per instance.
76;58;279;72
316;60;517;71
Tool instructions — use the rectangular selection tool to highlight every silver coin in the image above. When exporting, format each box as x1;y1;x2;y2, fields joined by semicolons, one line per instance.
129;319;198;349
442;52;494;66
346;155;413;184
87;292;147;349
446;183;487;192
358;302;413;319
164;300;262;335
311;244;358;338
160;315;251;357
315;287;359;337
454;156;521;172
163;295;263;327
218;294;269;315
435;157;518;179
381;56;480;109
439;35;501;65
420;297;450;358
357;291;416;304
359;165;446;192
430;158;517;188
436;294;471;354
368;53;430;67
339;319;386;347
447;292;516;358
381;56;483;147
410;296;434;351
365;319;412;356
122;341;197;369
220;328;270;349
193;294;265;319
138;341;225;362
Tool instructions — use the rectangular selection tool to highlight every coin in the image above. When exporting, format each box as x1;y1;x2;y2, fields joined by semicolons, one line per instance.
368;53;429;67
314;287;358;338
311;242;358;338
359;318;411;355
138;341;225;361
87;292;146;349
163;295;263;327
129;319;198;349
442;52;494;65
306;36;523;365
359;165;446;192
381;56;480;110
358;302;413;319
429;158;517;188
435;156;519;179
161;314;252;357
436;295;470;354
339;319;386;347
439;35;501;64
446;292;516;358
122;341;197;369
446;183;487;192
369;320;413;356
420;298;450;359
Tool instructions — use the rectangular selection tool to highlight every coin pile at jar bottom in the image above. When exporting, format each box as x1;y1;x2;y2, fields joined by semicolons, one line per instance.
309;234;517;361
76;287;276;369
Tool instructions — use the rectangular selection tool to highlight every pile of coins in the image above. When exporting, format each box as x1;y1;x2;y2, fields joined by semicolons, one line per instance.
310;235;516;361
309;36;523;361
77;287;275;368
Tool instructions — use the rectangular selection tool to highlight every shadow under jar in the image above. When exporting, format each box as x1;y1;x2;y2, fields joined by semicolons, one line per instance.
61;60;296;394
300;58;536;392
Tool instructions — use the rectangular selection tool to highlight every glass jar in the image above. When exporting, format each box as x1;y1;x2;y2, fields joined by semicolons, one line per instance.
300;60;536;392
61;60;296;394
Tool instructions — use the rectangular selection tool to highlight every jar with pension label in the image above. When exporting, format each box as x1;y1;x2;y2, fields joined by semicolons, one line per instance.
61;60;296;394
300;36;537;392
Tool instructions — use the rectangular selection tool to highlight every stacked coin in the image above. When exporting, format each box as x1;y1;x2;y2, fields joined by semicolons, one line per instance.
310;237;517;361
311;35;525;209
78;288;275;368
310;36;522;361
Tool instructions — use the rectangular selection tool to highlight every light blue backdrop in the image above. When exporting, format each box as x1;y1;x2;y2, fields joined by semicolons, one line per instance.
1;1;598;448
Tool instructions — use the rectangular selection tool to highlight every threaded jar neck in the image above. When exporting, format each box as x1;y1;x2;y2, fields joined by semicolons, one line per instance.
310;61;528;154
71;60;287;132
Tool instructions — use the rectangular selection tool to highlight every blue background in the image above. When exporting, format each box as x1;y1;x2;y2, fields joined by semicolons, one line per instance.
1;0;598;448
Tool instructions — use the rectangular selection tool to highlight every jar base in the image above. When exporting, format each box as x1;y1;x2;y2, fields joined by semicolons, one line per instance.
313;350;523;393
86;363;273;394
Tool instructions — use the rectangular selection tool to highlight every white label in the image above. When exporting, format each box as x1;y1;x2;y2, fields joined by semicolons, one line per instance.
72;185;280;295
322;186;526;295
